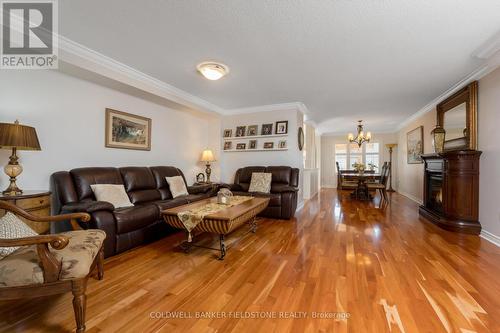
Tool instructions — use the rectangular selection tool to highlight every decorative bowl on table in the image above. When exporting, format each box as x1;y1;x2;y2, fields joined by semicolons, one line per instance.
217;188;233;205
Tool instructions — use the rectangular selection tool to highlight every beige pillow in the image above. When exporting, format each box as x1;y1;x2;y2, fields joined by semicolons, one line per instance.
0;212;38;260
166;176;189;198
90;184;133;208
248;172;272;193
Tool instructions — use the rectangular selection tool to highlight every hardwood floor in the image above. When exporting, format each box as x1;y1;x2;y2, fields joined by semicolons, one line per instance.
1;189;500;333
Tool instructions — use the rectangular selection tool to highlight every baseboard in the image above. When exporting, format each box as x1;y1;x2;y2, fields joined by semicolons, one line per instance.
398;190;423;205
480;229;500;247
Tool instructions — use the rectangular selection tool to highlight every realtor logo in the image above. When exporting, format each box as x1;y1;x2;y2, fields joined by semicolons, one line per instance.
1;0;58;69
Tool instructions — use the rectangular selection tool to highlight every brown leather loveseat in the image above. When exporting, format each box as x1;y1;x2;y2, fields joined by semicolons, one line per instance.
51;166;215;257
227;166;299;219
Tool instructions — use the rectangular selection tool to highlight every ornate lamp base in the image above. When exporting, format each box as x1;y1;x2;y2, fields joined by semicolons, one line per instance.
2;178;23;195
3;148;24;195
205;163;212;183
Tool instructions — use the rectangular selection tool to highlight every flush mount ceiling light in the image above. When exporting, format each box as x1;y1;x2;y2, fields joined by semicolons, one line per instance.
196;61;229;80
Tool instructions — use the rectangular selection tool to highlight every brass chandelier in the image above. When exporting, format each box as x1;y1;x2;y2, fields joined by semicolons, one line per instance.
348;120;372;147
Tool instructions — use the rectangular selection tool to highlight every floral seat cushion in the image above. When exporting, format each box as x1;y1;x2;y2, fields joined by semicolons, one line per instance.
0;229;105;287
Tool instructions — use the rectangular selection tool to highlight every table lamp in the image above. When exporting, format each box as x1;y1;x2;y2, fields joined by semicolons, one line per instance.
0;120;41;195
200;149;215;183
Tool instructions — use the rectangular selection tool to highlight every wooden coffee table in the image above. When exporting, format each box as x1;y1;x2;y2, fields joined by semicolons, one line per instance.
161;196;269;260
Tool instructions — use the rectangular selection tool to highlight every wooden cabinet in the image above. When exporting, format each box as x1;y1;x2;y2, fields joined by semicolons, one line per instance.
419;151;481;234
0;191;51;234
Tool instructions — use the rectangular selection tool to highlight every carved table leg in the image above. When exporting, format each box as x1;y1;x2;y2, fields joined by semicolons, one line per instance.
71;279;88;333
180;241;193;253
218;234;226;260
249;216;257;233
180;231;194;253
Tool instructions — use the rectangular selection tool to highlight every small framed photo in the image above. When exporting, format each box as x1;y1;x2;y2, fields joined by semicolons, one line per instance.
249;140;257;149
236;143;246;150
275;121;288;135
261;123;273;135
278;140;287;149
236;126;246;137
247;125;258;136
223;129;232;138
263;142;274;149
224;141;232;150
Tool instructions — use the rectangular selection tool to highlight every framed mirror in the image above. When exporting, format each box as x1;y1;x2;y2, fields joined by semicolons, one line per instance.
436;81;477;151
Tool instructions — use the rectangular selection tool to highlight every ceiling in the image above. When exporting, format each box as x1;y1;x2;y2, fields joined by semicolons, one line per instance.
59;1;500;134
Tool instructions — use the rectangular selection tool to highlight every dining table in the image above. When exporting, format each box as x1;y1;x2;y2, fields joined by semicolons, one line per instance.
342;171;382;200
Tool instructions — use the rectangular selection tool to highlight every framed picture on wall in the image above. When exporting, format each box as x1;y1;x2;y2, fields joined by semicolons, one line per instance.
236;126;246;137
105;108;151;150
247;125;258;136
236;143;246;150
261;123;273;135
223;129;232;138
224;141;232;150
275;121;288;134
263;142;274;149
249;140;257;149
278;140;287;149
407;126;423;164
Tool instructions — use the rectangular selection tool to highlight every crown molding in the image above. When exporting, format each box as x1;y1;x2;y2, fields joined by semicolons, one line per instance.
222;102;308;115
55;32;499;131
223;102;319;128
396;64;493;131
57;35;318;120
473;30;500;59
321;130;396;137
397;33;500;131
57;35;224;115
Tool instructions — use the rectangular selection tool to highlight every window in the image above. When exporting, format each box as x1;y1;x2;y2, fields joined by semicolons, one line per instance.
365;143;380;169
334;142;380;171
349;143;363;167
334;144;348;169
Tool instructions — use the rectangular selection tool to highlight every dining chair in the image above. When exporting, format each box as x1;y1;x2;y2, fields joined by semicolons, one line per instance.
336;162;358;191
0;201;106;333
367;162;391;203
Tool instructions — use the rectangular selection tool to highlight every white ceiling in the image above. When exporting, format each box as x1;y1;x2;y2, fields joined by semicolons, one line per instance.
59;1;500;134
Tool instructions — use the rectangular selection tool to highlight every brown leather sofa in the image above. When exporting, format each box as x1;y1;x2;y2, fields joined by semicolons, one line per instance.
50;166;216;258
227;166;299;219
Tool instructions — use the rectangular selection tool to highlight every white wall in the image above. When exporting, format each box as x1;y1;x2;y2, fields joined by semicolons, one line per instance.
321;133;398;188
396;109;436;203
220;109;304;202
0;70;221;191
478;67;500;239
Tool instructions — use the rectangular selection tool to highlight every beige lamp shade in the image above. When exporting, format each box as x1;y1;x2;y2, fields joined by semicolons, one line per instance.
385;143;398;149
200;149;216;162
0;121;41;150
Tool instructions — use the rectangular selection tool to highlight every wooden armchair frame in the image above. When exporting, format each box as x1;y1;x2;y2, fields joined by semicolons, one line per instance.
0;200;104;333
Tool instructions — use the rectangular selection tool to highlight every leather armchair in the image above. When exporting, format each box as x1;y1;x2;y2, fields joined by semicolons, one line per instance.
227;166;300;219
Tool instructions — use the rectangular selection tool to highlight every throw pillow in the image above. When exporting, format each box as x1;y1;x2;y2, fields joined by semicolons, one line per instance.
166;176;189;198
90;184;133;208
0;212;38;260
248;172;272;193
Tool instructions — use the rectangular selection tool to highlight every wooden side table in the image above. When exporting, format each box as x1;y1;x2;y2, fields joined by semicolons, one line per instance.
0;190;51;234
